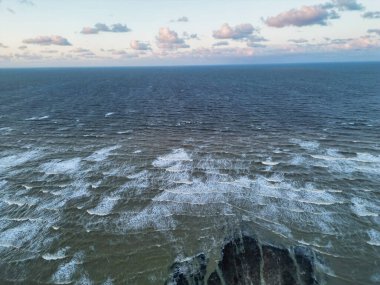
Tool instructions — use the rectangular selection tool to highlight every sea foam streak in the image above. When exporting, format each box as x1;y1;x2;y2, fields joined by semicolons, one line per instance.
52;252;84;284
87;197;119;216
41;158;82;175
85;145;120;162
42;247;70;261
0;150;42;173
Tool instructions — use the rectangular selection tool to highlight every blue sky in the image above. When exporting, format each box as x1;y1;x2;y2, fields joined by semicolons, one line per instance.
0;0;379;67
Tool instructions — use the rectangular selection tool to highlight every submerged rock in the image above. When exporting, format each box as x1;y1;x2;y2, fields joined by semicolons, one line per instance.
166;253;207;285
166;235;320;285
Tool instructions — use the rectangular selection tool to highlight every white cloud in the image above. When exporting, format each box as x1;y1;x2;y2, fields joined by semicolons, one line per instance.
213;41;229;47
213;23;254;40
81;23;131;34
156;27;189;50
23;35;71;46
325;0;364;11
130;40;151;51
362;11;380;19
41;49;59;54
182;32;199;40
368;29;380;36
265;5;339;28
70;48;95;57
171;16;189;22
288;38;309;44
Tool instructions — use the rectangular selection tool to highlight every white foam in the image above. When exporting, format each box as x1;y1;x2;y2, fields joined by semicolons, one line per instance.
86;145;120;162
42;247;69;261
0;220;41;249
350;153;380;163
25;115;49;120
1;199;25;207
87;197;119;216
0;127;12;134
310;154;341;161
0;180;7;189
152;149;192;168
75;274;93;285
52;252;84;284
265;174;284;183
133;150;142;154
105;112;115;117
0;150;42;173
41;158;81;175
367;229;380;246
296;183;342;205
102;277;114;285
127;170;148;180
289;154;305;165
371;273;380;282
117;130;133;134
290;139;320;151
308;148;380;175
127;205;177;230
351;198;379;217
261;160;279;166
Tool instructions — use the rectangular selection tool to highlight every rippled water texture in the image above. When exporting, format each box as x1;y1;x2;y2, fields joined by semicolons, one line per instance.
0;64;379;284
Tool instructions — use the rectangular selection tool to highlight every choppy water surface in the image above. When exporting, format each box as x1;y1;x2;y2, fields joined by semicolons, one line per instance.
0;64;379;284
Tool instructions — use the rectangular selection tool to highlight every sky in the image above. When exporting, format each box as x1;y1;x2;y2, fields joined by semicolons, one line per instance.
0;0;380;67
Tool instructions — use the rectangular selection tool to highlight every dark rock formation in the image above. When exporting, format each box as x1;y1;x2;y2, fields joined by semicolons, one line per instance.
214;235;261;285
166;235;320;285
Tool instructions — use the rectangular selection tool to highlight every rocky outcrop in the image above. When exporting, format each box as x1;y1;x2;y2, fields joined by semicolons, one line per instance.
166;235;320;285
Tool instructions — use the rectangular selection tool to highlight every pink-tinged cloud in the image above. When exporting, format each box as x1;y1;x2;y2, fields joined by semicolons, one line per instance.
156;27;189;50
213;23;254;40
23;35;71;46
130;40;151;51
81;27;99;34
333;36;379;50
265;5;339;28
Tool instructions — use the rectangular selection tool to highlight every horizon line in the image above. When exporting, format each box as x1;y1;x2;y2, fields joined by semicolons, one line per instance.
1;60;380;70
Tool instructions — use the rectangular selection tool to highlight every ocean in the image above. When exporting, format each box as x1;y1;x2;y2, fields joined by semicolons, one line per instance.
0;63;379;284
